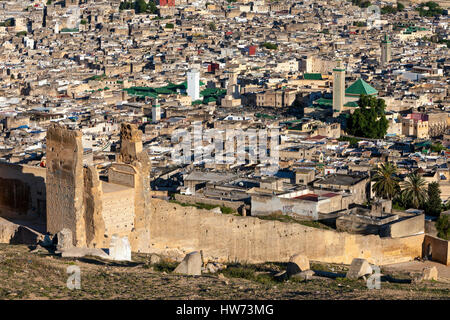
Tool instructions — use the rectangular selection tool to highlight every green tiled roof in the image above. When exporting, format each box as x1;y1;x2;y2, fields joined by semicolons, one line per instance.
303;73;323;80
313;98;332;106
344;101;359;107
313;98;359;108
345;79;378;96
60;28;79;33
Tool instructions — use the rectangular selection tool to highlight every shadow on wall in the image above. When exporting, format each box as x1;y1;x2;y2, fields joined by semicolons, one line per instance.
9;225;41;245
0;163;46;234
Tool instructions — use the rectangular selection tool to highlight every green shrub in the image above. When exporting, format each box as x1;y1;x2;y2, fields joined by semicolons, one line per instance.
261;42;278;50
436;215;449;240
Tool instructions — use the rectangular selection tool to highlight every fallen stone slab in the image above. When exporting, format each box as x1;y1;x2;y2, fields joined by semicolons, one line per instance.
173;251;202;276
286;254;310;276
291;270;315;281
422;266;438;281
59;247;109;259
346;258;373;280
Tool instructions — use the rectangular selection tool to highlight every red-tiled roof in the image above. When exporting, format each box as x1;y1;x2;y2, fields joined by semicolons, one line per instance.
295;193;319;201
321;192;339;198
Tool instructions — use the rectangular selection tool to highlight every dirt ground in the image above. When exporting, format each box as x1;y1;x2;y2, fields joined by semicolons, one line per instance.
0;244;449;300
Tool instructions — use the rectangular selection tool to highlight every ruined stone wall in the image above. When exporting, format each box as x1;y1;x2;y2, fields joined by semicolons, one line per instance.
83;166;105;248
108;163;136;188
174;194;243;211
380;214;425;238
101;183;135;240
423;235;449;266
251;194;319;219
46;124;86;246
0;163;46;220
148;199;424;265
117;123;151;252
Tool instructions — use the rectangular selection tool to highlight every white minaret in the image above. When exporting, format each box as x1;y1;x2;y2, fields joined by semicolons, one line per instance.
152;99;161;123
332;59;345;114
187;69;200;101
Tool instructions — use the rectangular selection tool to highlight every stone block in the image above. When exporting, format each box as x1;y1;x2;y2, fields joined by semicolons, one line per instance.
422;266;438;281
346;258;373;280
210;207;222;214
173;251;202;276
286;254;310;276
61;247;109;259
109;235;132;261
291;270;315;281
150;254;161;265
56;228;73;251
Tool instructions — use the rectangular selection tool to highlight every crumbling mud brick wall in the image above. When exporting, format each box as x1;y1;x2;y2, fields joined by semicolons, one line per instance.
46;124;86;246
117;123;152;252
423;235;449;266
83;166;106;248
0;163;46;220
148;198;424;265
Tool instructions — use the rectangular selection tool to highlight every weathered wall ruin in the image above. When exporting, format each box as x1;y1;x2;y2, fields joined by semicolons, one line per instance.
0;163;46;220
46;124;86;246
83;165;105;248
116;123;152;253
148;198;424;266
423;235;449;266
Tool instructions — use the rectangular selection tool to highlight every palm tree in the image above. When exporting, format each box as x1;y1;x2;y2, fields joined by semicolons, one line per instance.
401;173;428;209
371;162;400;200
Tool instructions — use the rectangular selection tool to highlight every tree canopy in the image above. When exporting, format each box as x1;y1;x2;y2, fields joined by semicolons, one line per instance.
417;1;443;17
425;182;442;217
372;162;400;200
346;95;388;139
400;173;428;209
119;0;157;14
261;42;278;50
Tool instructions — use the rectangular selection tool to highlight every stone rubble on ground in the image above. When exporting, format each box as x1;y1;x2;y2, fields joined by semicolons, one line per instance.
149;254;161;265
205;262;226;273
173;251;202;276
286;254;310;277
210;207;222;214
60;247;110;259
291;270;315;281
422;266;438;281
346;258;373;280
412;266;439;283
56;228;73;251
